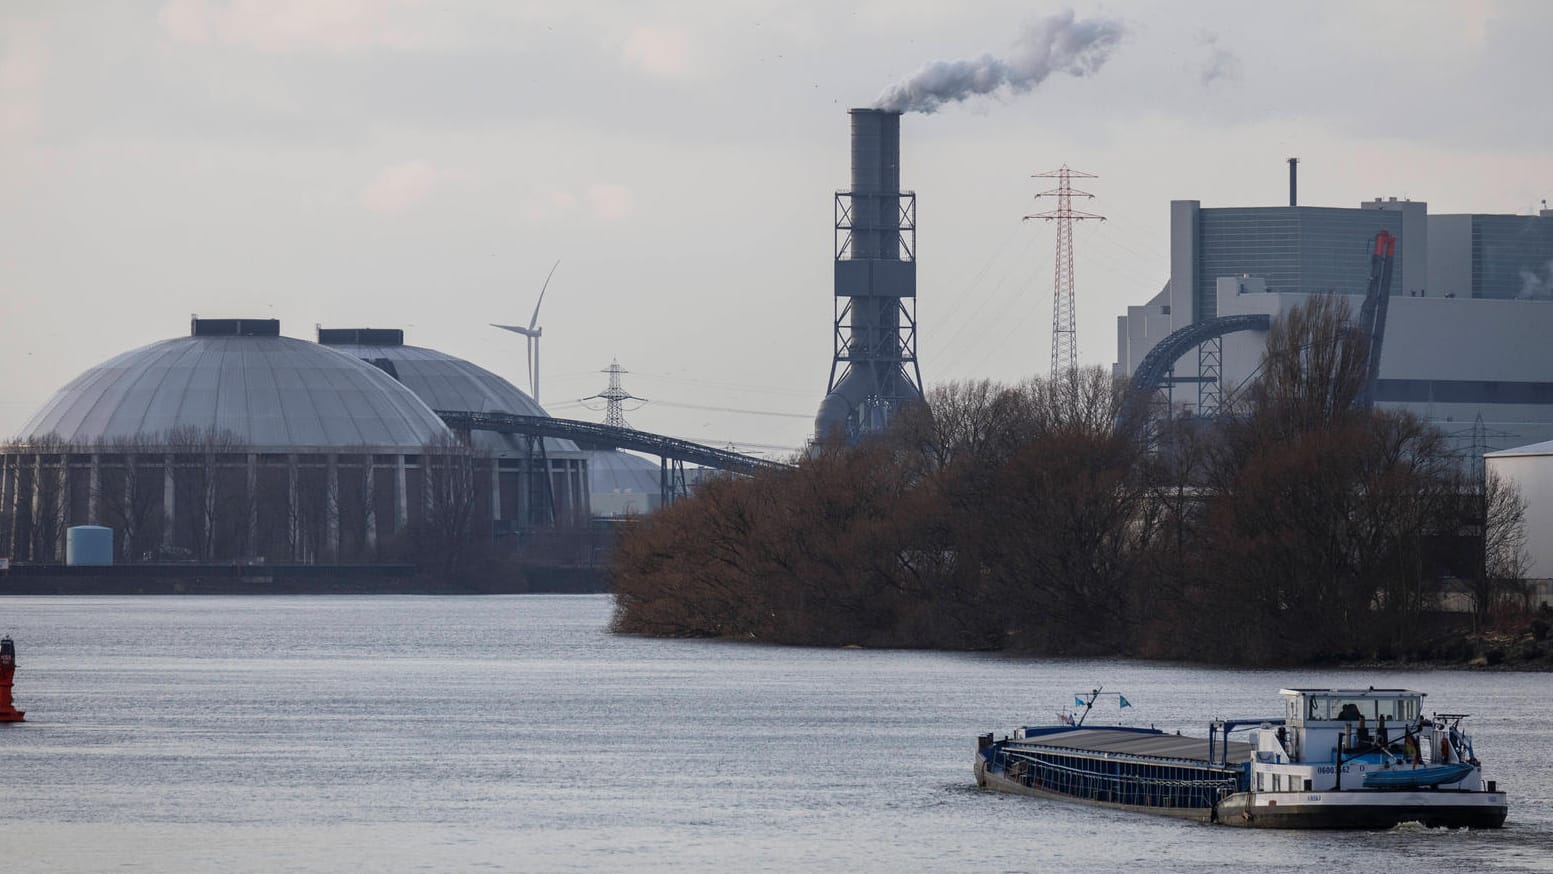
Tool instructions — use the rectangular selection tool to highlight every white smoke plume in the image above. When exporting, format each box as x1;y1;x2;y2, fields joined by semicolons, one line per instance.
1196;30;1243;88
874;10;1125;114
1518;259;1553;299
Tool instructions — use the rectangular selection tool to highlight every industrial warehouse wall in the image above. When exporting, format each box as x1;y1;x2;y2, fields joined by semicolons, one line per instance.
1486;453;1553;582
1;450;422;564
0;439;556;567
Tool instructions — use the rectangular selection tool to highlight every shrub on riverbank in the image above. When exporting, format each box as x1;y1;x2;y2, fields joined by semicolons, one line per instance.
612;297;1532;665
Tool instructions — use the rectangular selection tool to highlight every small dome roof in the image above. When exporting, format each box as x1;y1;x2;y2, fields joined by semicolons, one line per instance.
16;327;451;452
319;332;579;455
587;449;661;494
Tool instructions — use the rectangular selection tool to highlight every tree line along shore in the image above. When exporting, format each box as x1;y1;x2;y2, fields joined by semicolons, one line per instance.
611;296;1552;668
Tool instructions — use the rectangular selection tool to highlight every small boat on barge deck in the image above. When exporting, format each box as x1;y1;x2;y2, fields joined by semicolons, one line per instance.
975;687;1507;829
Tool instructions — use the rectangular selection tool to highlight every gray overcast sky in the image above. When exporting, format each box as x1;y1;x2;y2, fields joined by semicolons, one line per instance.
2;0;1549;453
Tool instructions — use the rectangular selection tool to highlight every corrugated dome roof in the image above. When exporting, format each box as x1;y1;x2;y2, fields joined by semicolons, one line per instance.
586;449;663;517
15;324;452;452
319;330;579;455
587;449;661;494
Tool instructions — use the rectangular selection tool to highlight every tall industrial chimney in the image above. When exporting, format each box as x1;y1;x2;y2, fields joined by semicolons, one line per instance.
815;109;923;441
1288;157;1299;207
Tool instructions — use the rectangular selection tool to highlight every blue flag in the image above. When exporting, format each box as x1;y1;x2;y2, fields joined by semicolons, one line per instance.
1119;695;1132;708
1075;696;1086;708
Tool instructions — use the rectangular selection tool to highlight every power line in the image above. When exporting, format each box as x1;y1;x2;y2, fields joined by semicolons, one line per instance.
628;370;813;398
550;396;810;421
932;228;1045;373
649;400;812;420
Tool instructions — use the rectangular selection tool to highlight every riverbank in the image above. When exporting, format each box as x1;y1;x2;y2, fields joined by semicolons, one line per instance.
0;562;610;595
1333;626;1553;671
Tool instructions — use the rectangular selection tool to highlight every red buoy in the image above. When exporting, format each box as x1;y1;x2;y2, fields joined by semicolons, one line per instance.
0;636;24;722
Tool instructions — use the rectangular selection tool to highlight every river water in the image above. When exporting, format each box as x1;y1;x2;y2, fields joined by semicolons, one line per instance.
1;595;1549;872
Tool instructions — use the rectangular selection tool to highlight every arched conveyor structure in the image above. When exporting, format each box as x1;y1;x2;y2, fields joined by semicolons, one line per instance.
435;412;790;477
1118;314;1273;435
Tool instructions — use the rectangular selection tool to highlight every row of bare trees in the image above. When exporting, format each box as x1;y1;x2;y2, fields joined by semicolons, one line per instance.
612;296;1529;664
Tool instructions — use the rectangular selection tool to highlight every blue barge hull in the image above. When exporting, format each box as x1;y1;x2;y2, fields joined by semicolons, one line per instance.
976;726;1248;821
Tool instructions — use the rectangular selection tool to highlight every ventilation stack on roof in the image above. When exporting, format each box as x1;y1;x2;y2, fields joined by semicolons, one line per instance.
190;317;280;337
317;327;405;346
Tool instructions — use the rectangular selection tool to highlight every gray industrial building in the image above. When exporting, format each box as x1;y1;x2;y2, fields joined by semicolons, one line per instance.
1116;190;1553;451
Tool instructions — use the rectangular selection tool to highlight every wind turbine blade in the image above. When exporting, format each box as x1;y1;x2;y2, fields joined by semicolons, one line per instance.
529;259;559;331
492;323;538;337
526;336;537;400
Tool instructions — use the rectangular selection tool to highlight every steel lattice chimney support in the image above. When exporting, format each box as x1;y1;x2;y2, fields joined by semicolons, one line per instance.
815;109;923;442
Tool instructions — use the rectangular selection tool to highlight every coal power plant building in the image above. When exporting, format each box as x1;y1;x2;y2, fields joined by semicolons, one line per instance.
1115;192;1553;451
0;318;586;565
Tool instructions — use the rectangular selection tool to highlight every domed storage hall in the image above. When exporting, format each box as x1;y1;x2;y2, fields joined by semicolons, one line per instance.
316;327;588;530
0;318;487;564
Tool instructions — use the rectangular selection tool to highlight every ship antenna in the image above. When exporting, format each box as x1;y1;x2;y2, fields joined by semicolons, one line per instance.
1075;687;1101;727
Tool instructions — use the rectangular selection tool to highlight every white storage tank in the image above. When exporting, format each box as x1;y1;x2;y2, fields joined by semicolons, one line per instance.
66;526;114;566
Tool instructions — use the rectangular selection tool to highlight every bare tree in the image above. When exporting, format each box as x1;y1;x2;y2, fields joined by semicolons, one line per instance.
414;434;487;579
613;471;771;639
333;452;377;561
13;435;73;562
1194;298;1467;662
288;459;330;563
1022;365;1130;438
1246;293;1371;437
166;425;246;560
92;433;169;561
893;379;1031;474
0;467;9;560
1470;470;1528;629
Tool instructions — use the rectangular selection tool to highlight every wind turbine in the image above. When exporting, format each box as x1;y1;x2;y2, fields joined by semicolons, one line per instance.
492;259;559;404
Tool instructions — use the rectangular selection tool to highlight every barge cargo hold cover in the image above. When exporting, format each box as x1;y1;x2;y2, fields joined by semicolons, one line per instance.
977;725;1251;814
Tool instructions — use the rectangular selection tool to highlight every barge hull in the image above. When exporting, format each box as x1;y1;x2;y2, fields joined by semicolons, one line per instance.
976;761;1213;822
1216;791;1509;830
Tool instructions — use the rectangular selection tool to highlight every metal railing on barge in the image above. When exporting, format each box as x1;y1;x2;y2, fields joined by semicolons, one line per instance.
991;746;1242;809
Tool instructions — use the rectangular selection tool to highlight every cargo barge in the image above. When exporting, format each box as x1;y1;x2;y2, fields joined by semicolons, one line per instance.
974;688;1507;829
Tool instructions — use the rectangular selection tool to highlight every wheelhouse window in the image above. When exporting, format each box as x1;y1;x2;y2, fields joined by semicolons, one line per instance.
1307;696;1419;722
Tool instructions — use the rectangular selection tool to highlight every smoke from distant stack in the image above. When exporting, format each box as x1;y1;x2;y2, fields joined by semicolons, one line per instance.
874;9;1125;114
